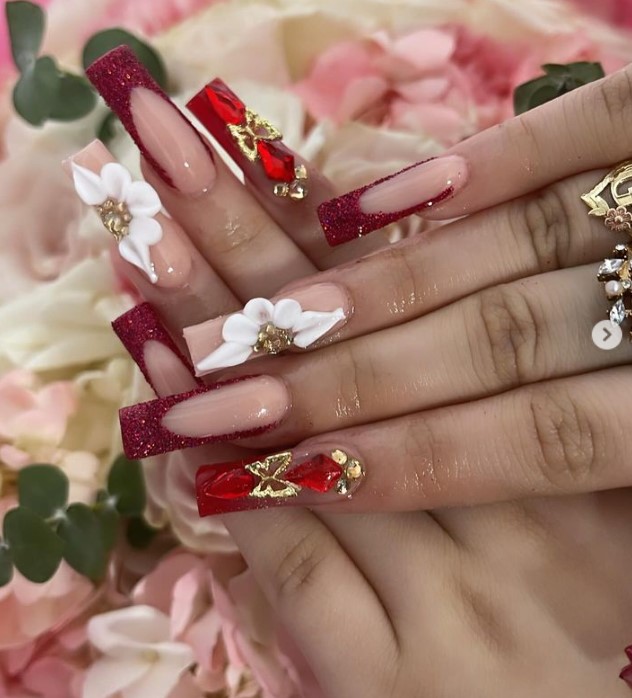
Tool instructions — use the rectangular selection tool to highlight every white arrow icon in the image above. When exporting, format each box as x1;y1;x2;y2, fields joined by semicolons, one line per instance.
592;320;622;350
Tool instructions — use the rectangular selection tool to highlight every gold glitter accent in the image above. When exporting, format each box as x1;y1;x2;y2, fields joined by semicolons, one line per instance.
246;452;300;499
331;449;364;496
274;164;309;201
252;323;294;355
97;199;132;241
228;108;282;161
331;449;348;465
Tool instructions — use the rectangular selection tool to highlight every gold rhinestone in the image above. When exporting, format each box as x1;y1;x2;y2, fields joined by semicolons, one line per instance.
252;323;294;355
274;183;290;198
345;460;363;480
336;478;350;495
289;180;308;201
331;449;348;466
294;164;308;180
97;199;131;241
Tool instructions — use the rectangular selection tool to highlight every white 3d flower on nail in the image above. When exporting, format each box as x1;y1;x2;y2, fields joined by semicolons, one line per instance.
71;162;163;283
197;297;346;372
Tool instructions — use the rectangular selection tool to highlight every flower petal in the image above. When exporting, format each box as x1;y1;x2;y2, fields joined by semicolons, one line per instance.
125;180;162;218
100;162;132;201
83;657;148;698
120;645;193;698
195;342;254;373
87;606;171;655
272;298;302;329
71;162;107;206
292;308;346;348
119;227;159;284
221;313;260;344
129;217;163;246
242;298;274;325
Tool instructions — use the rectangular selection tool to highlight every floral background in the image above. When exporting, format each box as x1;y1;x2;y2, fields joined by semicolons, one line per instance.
1;0;632;696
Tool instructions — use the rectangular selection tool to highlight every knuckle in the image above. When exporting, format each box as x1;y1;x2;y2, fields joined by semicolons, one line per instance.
274;527;330;608
402;417;443;498
528;386;599;489
334;341;378;421
213;211;269;257
468;284;542;390
514;185;573;271
595;67;632;137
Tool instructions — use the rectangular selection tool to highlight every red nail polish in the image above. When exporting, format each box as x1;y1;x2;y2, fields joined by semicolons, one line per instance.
112;303;202;395
196;447;364;516
187;79;308;201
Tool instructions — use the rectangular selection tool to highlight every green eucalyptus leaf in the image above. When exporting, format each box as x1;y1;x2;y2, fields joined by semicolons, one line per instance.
97;111;119;144
0;545;13;588
107;455;146;516
12;55;59;126
94;504;119;551
126;516;158;549
527;84;564;111
58;504;107;581
49;72;96;121
567;61;605;85
6;1;45;73
513;75;552;115
18;464;68;518
542;64;570;77
82;29;167;89
3;507;63;583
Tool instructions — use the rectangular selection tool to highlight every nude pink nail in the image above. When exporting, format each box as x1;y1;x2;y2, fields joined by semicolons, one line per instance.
318;155;468;246
183;283;351;377
119;376;290;459
64;139;193;287
86;46;215;197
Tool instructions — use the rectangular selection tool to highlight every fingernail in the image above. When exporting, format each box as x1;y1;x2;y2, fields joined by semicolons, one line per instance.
86;46;215;197
65;139;193;287
620;664;632;687
196;446;365;516
318;155;468;246
112;303;201;397
187;78;309;202
119;376;290;459
183;283;350;376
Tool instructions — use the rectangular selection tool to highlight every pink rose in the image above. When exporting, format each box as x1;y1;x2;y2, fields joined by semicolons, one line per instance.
570;0;632;28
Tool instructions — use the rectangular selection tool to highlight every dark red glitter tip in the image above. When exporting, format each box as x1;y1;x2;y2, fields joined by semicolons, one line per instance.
317;159;454;247
112;303;202;394
119;376;279;460
86;45;209;188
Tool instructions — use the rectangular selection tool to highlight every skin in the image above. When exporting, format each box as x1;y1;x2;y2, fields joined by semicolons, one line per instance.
118;65;632;696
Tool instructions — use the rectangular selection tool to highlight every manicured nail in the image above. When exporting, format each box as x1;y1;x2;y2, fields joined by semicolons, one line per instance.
187;78;308;202
112;303;201;397
318;155;468;246
196;446;365;516
184;283;350;376
65;139;192;287
620;663;632;687
86;46;215;197
119;376;290;459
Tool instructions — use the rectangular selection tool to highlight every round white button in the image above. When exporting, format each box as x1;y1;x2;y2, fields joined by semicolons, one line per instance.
592;320;623;350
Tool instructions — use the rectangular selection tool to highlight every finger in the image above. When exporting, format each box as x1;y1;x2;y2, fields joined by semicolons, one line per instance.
87;45;316;301
222;508;399;698
184;168;608;378
186;77;387;267
317;64;632;244
64;140;237;334
196;365;632;515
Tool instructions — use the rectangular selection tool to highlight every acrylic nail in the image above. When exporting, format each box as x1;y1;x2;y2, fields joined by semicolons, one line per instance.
184;283;350;376
65;139;193;287
112;303;201;397
86;46;215;197
318;155;468;246
119;376;290;459
196;445;365;516
187;78;308;202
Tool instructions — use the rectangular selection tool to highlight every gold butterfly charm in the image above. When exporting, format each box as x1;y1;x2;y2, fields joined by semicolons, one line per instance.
228;108;282;162
246;451;300;499
581;162;632;232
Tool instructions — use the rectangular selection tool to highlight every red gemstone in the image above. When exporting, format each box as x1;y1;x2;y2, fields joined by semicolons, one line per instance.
286;455;342;493
202;468;256;500
257;140;295;182
204;79;246;125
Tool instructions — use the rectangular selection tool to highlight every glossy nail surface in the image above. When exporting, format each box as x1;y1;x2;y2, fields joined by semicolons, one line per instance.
112;303;201;396
196;446;365;516
187;78;308;202
318;155;468;246
65;140;193;287
184;283;350;376
119;376;290;459
87;46;215;197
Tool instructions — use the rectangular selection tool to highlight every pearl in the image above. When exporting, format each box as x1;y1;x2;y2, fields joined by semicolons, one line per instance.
605;280;623;296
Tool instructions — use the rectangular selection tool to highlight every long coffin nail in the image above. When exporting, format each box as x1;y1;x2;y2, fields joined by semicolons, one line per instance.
196;446;365;516
187;78;308;202
112;303;201;396
119;376;290;459
184;283;350;376
318;155;468;246
65;139;193;287
86;46;215;197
